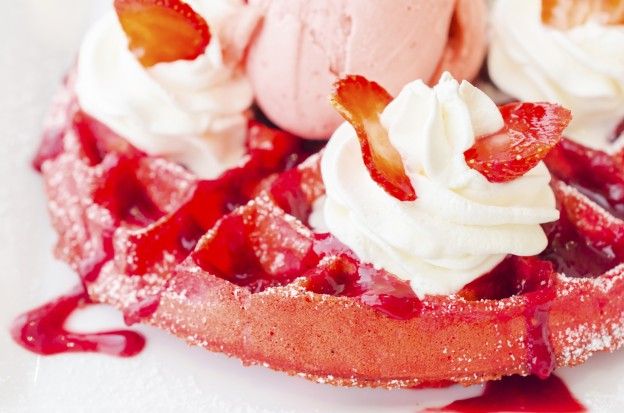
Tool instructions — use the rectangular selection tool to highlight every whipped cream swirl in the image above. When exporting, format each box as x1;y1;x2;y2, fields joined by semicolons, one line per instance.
489;0;624;151
314;73;559;298
75;0;257;179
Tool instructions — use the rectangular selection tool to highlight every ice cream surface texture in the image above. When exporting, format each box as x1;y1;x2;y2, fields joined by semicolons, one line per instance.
313;73;560;298
75;0;259;179
489;0;624;151
246;0;489;139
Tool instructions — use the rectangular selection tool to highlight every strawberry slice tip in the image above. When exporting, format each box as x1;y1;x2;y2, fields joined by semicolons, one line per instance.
464;102;572;183
114;0;211;68
330;75;417;202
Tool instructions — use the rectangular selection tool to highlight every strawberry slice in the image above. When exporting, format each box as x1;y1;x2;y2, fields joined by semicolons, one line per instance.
331;75;416;201
542;0;624;30
464;102;571;183
114;0;211;68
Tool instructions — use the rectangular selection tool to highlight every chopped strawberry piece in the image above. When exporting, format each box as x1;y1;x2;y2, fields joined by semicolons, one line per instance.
114;0;211;67
192;201;316;293
556;183;624;253
331;75;416;201
465;102;571;183
246;120;301;171
542;0;624;30
540;180;624;278
546;138;624;218
459;256;555;301
72;111;143;166
307;234;421;320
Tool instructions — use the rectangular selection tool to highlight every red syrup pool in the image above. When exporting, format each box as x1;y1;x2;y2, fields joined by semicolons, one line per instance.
11;286;145;357
459;256;558;378
306;233;422;320
425;375;586;413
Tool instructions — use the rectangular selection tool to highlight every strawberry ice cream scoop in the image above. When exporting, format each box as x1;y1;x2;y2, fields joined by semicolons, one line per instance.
246;0;488;139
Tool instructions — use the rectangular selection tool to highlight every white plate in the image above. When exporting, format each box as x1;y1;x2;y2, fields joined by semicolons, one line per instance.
2;2;624;412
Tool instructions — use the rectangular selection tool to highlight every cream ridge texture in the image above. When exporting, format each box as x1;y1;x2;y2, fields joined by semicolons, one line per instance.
75;0;258;179
489;0;624;151
313;73;560;298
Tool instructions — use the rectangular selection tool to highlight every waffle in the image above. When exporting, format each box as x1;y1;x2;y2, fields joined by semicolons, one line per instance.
36;78;624;388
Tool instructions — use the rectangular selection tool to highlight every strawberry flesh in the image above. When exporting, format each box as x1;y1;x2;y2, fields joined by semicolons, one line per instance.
542;0;624;30
331;75;416;202
465;102;571;183
546;138;624;218
459;255;555;301
114;0;211;67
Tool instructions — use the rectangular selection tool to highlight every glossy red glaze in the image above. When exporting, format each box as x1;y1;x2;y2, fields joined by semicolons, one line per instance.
192;211;422;319
459;256;557;377
524;286;557;378
192;202;317;293
542;139;624;278
11;286;145;357
426;375;586;412
116;120;312;278
270;167;312;222
541;199;622;278
546;138;624;218
26;72;624;389
465;102;570;183
306;233;422;320
124;295;161;326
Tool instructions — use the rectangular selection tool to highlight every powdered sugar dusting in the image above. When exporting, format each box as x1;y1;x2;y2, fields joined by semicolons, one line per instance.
36;81;624;388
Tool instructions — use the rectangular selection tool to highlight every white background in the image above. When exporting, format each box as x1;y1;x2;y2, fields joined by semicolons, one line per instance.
1;1;624;412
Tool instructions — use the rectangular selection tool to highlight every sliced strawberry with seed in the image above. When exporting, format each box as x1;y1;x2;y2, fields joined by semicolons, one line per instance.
331;75;416;201
114;0;211;68
464;102;571;183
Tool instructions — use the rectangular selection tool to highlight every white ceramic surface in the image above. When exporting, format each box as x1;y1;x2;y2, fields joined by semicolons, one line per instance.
1;2;624;412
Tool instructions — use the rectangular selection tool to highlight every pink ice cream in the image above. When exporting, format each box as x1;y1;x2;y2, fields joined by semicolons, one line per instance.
246;0;489;139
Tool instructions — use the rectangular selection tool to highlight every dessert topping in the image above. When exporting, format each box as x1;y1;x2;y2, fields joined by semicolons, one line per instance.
331;75;416;202
489;0;624;150
465;102;571;183
114;0;211;67
318;73;560;297
542;0;624;29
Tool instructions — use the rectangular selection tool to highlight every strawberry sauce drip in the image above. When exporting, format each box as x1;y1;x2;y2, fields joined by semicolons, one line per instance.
541;211;619;278
191;209;422;319
459;256;557;377
425;375;586;412
11;287;145;357
270;167;312;222
306;234;422;320
26;95;314;344
525;289;556;378
543;139;624;276
192;205;318;293
124;295;161;326
117;120;313;281
546;139;624;219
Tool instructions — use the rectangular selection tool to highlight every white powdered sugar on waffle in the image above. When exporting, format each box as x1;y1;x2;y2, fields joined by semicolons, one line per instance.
36;80;624;388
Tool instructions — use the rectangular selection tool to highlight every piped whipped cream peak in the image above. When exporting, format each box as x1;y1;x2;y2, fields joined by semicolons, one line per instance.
76;0;259;179
315;73;560;298
489;0;624;151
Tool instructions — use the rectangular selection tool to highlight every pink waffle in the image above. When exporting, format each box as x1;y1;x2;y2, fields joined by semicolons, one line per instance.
34;76;624;388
